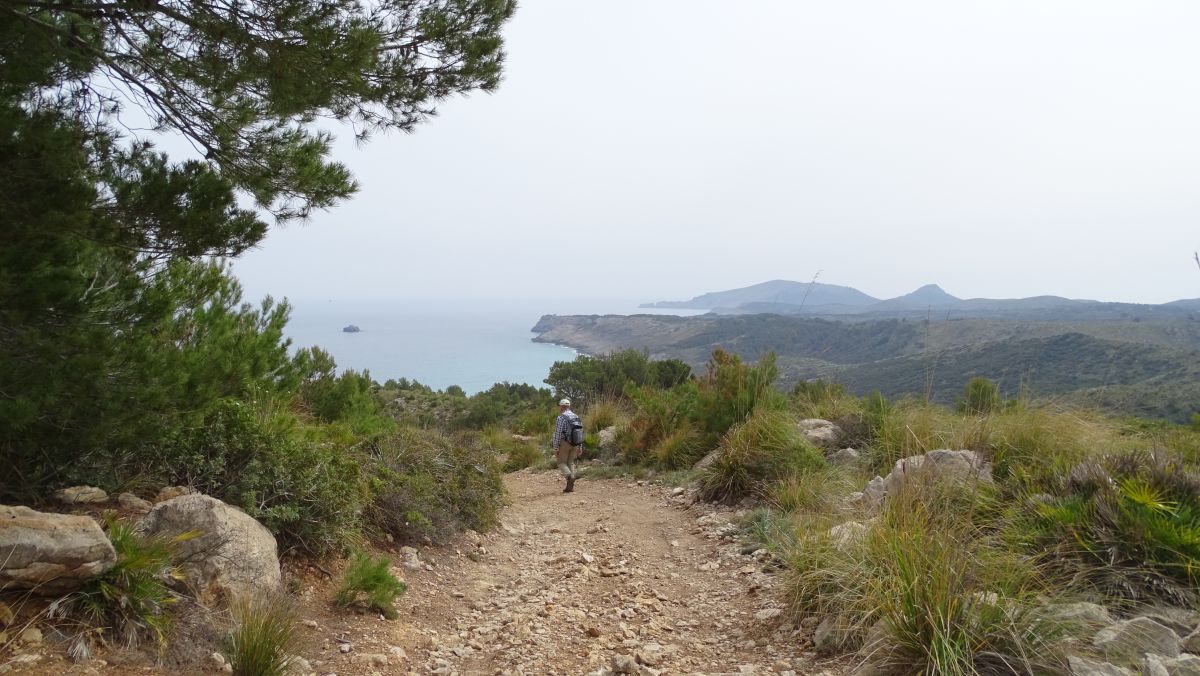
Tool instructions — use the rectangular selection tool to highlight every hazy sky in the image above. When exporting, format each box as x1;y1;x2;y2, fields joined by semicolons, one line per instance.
232;0;1200;305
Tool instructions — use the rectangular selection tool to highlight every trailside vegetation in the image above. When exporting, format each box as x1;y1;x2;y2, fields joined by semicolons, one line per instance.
580;350;1200;674
1;0;516;505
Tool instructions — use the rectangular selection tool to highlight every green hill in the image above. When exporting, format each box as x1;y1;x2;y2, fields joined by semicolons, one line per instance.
532;313;1200;422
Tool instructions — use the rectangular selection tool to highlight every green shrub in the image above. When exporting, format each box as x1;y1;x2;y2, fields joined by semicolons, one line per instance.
369;427;505;544
1020;449;1200;606
459;382;554;430
697;409;824;503
157;398;369;555
652;423;704;470
230;435;368;555
479;428;542;473
513;406;553;437
693;350;784;448
335;552;407;619
546;349;691;403
225;593;297;676
620;383;698;463
54;517;182;650
957;376;1003;415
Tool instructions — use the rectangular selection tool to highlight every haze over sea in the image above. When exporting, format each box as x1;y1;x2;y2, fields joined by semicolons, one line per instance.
282;298;703;393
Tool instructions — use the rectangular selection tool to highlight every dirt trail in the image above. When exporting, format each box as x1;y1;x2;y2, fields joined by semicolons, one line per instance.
364;470;845;675
1;471;847;675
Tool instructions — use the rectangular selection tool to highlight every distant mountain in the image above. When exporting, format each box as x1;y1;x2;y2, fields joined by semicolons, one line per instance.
642;280;878;310
869;284;961;312
645;281;1200;321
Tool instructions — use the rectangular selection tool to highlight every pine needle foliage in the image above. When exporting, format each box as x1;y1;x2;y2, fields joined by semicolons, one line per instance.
335;552;407;620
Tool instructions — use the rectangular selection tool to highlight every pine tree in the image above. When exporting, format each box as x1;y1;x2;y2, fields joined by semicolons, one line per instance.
0;0;516;498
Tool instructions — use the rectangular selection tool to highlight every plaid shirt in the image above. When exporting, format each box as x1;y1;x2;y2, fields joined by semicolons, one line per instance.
553;410;580;446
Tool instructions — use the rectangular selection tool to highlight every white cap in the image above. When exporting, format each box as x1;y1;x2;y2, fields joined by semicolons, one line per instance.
559;398;571;406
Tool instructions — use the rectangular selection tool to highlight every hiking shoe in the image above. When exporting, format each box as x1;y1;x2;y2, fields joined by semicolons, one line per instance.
565;476;575;493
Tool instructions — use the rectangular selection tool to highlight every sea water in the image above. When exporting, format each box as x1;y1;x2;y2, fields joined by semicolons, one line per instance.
281;298;704;393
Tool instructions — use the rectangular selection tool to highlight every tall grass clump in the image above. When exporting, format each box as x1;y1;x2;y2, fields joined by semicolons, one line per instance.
783;476;1069;675
652;423;704;470
985;407;1124;483
583;396;625;433
225;593;297;676
335;552;407;619
697;409;824;503
52;517;183;652
768;467;858;514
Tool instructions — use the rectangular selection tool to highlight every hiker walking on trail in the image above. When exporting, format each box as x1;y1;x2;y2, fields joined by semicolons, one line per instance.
552;398;584;493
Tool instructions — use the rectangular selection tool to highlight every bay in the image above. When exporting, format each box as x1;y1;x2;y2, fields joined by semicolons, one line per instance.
281;298;704;394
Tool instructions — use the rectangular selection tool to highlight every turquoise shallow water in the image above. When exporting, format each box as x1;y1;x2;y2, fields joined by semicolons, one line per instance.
281;298;702;393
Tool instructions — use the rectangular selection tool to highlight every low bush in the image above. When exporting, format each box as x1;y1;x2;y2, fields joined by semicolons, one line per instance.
956;376;1004;415
369;427;505;544
335;552;407;619
620;383;698;463
479;428;542;473
225;593;297;676
546;349;691;403
693;350;784;449
697;409;825;504
1019;449;1200;607
51;518;182;651
229;435;369;556
156;398;370;555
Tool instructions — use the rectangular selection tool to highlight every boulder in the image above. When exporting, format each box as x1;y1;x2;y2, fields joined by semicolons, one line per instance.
1139;607;1200;638
1156;654;1200;676
52;486;108;505
137;494;280;605
861;476;888;509
597;426;618;452
1043;602;1115;627
829;448;862;467
0;506;116;594
1093;617;1181;661
797;419;843;451
813;616;853;654
153;486;195;503
1184;628;1200;654
117;493;152;514
693;449;720;471
1067;656;1135;676
882;449;992;496
1144;654;1171;676
828;521;870;551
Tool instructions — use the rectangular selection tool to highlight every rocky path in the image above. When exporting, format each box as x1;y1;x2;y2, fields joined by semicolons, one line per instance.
1;471;848;675
373;470;845;675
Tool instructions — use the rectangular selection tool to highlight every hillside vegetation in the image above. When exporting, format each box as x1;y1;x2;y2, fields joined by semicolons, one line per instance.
533;313;1200;422
541;349;1200;675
